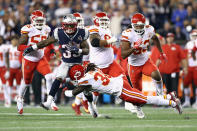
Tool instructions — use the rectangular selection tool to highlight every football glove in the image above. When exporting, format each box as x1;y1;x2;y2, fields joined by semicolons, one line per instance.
23;46;34;56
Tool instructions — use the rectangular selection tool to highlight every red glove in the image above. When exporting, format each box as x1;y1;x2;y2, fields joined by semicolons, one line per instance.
159;53;168;62
192;46;197;52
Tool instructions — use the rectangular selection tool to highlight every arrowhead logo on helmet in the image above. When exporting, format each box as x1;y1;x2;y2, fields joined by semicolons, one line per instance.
131;13;146;35
30;10;46;30
69;64;85;81
94;12;110;29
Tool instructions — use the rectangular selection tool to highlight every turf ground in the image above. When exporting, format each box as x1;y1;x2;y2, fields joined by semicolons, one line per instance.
0;105;197;131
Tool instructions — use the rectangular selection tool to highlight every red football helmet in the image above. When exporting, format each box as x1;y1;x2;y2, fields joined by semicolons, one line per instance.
131;13;146;35
94;12;110;29
190;29;197;40
62;14;78;34
73;12;84;29
30;10;46;30
69;64;85;81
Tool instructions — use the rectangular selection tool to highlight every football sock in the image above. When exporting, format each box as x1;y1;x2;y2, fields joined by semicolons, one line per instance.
3;84;10;104
75;96;81;105
18;80;29;98
49;79;61;97
184;88;190;103
45;73;53;95
147;96;176;107
152;79;163;96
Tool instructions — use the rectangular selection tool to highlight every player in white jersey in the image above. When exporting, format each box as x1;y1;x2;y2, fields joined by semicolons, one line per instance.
16;10;58;114
88;12;126;107
0;36;10;107
182;29;197;108
65;63;182;118
121;13;167;118
70;12;90;115
4;36;22;107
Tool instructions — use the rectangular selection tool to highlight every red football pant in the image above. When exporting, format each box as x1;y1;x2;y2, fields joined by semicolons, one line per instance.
128;59;158;91
8;68;22;86
22;57;51;84
0;66;6;84
120;80;147;106
183;66;197;86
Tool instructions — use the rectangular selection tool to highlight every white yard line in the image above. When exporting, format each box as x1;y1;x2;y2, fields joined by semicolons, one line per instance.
0;125;197;130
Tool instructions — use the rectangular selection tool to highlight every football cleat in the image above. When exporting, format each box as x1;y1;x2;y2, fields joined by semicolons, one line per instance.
40;102;50;110
51;101;59;111
88;102;98;118
136;106;145;119
72;103;82;116
192;102;197;109
17;97;24;114
82;100;90;114
175;98;183;114
125;102;137;114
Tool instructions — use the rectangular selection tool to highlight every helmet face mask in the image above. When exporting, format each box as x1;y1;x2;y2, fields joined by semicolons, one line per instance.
31;10;46;30
131;13;146;35
62;14;78;34
95;12;110;29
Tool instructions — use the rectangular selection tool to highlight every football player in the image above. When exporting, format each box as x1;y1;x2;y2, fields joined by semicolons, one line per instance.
182;29;197;108
121;13;167;118
0;36;10;107
24;14;90;110
65;63;182;118
88;12;126;109
17;10;58;114
70;12;90;115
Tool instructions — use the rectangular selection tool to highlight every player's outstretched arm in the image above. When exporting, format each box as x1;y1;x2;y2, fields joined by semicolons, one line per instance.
72;85;92;96
23;37;58;56
121;41;136;59
80;40;89;55
89;33;117;47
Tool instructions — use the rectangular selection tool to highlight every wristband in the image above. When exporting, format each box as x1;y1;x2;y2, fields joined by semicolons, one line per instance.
32;44;38;50
78;49;83;54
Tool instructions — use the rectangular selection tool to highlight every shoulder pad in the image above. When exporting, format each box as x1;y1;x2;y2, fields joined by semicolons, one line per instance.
21;24;33;34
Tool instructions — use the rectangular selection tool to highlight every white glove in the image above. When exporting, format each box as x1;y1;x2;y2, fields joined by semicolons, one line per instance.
4;71;10;79
64;90;73;97
88;102;98;118
106;36;117;44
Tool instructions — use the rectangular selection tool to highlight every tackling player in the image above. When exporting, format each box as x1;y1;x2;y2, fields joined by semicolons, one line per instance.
65;63;182;118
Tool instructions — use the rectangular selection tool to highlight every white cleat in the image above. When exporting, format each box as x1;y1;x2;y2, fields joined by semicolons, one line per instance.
125;102;137;114
88;102;98;118
17;97;24;114
40;102;51;110
4;101;11;108
182;101;191;108
51;101;59;111
136;106;145;119
175;98;183;114
192;102;197;109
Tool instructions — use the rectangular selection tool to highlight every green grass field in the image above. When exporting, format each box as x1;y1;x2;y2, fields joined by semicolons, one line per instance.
0;105;197;131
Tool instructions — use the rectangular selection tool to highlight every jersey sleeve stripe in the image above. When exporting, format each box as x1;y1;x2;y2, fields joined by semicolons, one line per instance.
78;80;89;85
122;35;128;39
89;29;99;33
21;31;29;34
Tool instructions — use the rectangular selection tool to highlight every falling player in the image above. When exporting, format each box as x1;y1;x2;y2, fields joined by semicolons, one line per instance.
121;13;167;118
65;63;182;118
17;10;58;114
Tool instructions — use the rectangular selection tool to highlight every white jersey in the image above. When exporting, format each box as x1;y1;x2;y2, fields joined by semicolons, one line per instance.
9;45;21;69
21;24;51;62
121;25;155;66
185;40;197;67
0;44;9;67
78;69;123;97
88;25;114;68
